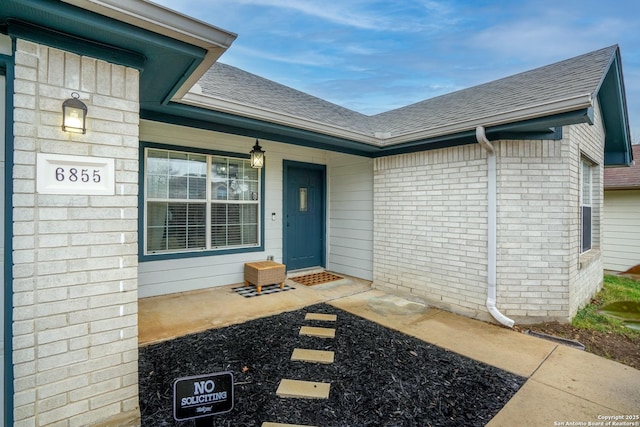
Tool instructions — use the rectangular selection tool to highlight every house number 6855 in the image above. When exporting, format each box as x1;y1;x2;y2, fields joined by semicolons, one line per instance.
55;167;102;183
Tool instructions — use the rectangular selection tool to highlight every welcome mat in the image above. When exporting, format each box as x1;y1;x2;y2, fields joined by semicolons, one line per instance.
232;283;295;298
290;272;343;286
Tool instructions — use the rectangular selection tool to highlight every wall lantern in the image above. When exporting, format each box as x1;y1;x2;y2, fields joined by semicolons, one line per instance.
250;139;265;168
62;92;88;134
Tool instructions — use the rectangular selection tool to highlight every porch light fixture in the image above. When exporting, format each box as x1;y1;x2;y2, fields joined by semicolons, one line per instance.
62;92;87;134
250;139;265;168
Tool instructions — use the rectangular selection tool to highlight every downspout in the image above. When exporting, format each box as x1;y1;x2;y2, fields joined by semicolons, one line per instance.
476;126;515;328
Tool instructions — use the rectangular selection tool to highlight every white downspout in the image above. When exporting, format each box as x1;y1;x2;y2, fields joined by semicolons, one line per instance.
476;126;515;328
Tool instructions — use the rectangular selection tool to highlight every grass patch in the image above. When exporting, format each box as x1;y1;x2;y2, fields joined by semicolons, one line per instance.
572;275;640;338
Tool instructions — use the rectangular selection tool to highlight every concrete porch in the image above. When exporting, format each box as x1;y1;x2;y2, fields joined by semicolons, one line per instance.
138;270;372;346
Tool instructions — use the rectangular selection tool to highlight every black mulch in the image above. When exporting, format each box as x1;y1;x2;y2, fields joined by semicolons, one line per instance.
139;303;525;426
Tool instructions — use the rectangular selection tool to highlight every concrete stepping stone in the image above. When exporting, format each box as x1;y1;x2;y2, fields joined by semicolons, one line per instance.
304;313;337;322
262;423;318;427
276;379;331;399
299;326;335;338
291;348;335;364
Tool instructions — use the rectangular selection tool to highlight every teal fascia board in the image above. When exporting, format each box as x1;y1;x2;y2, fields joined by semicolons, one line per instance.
1;49;15;427
1;0;207;105
142;104;592;159
6;19;146;70
597;52;633;166
141;105;377;157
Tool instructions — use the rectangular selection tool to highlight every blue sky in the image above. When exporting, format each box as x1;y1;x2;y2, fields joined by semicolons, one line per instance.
153;0;640;141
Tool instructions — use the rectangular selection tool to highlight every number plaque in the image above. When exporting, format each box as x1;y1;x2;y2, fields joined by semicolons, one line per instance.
37;153;115;195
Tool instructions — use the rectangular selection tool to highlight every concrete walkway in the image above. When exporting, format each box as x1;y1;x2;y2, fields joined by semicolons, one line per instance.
138;277;640;426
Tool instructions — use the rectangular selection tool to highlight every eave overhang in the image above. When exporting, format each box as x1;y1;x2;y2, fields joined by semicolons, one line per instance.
141;101;594;158
595;48;634;167
0;0;237;106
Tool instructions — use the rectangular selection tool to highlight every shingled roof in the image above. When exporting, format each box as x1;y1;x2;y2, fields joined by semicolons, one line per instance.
193;46;615;142
605;144;640;189
174;45;632;163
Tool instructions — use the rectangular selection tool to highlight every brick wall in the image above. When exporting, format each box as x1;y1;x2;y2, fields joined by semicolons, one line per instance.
567;102;605;317
12;40;140;426
373;145;490;319
373;111;605;323
495;139;572;321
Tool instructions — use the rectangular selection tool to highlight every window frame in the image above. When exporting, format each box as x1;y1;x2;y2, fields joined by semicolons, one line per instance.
139;142;265;261
580;158;594;253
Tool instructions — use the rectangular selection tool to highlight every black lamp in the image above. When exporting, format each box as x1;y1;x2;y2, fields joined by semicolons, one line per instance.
250;139;265;168
62;92;87;134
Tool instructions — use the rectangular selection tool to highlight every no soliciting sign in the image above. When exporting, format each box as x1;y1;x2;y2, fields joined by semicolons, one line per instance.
173;372;234;421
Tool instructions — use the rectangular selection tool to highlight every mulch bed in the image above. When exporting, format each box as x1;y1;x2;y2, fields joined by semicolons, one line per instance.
139;303;525;426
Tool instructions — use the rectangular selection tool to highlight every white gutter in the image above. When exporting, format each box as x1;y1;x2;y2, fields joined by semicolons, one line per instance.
180;91;383;146
379;93;593;146
180;89;593;148
476;126;515;328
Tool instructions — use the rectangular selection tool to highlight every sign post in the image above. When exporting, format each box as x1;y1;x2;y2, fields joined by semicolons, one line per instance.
173;372;234;425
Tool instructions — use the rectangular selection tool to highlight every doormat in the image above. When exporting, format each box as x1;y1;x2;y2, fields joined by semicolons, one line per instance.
232;283;295;298
290;272;343;286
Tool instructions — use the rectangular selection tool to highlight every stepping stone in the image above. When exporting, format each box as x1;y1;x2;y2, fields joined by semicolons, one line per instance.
276;379;331;399
291;348;335;364
262;423;318;427
305;313;337;322
299;326;335;338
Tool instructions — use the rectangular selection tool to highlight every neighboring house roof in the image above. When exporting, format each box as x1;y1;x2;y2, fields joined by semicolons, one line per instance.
605;145;640;189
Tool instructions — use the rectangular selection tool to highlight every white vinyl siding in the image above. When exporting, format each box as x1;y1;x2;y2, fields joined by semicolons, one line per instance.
603;190;640;272
138;120;374;297
327;153;374;280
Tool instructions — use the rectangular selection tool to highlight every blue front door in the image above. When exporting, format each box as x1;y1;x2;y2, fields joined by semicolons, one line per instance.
284;162;325;270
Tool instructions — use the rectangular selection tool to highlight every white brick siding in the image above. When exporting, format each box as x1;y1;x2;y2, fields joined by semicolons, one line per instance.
12;40;140;426
373;108;605;323
374;146;490;318
567;102;605;317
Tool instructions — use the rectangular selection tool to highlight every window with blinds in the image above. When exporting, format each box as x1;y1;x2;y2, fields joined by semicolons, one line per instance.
145;147;260;255
580;159;593;253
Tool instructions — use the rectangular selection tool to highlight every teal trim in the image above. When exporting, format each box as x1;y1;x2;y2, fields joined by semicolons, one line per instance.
597;51;633;166
142;104;596;159
138;142;266;263
1;0;208;106
141;107;372;157
6;19;146;70
2;0;205;56
1;46;14;427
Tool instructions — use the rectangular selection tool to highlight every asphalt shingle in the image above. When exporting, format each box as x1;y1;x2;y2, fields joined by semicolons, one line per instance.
194;45;618;142
604;144;640;189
